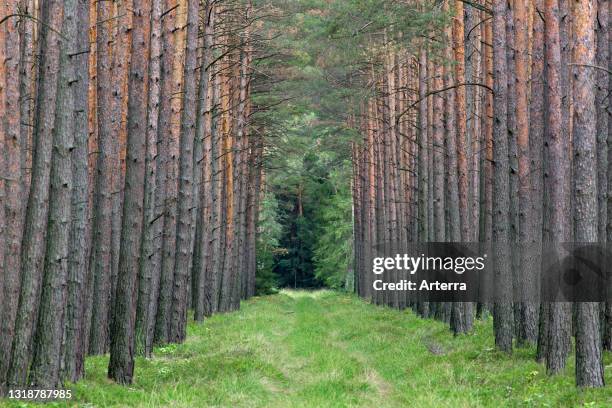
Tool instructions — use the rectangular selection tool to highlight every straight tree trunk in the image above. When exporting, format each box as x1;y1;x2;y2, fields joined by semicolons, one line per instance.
432;64;445;243
543;0;572;374
491;0;513;354
145;0;177;352
596;0;609;243
194;0;215;322
170;0;200;343
29;0;78;387
571;0;605;388
481;12;494;245
219;47;235;312
454;0;469;242
108;0;151;385
525;0;545;349
505;0;521;340
19;0;36;196
418;48;428;243
136;0;163;356
515;0;538;346
0;2;7;391
248;140;264;297
62;0;91;382
206;72;223;314
7;0;64;388
108;0;132;349
89;0;115;355
606;0;612;352
366;99;377;302
79;0;98;375
236;28;251;303
469;7;481;242
0;0;25;389
156;0;185;344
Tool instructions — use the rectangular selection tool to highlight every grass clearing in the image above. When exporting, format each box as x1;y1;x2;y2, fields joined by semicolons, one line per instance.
2;290;611;407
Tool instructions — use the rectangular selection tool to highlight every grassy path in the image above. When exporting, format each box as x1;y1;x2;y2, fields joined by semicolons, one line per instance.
3;290;612;407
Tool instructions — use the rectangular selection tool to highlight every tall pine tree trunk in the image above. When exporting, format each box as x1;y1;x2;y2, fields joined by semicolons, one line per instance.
89;0;115;355
29;0;79;387
136;0;163;356
543;0;571;374
0;0;25;389
171;0;200;342
571;0;605;388
62;0;91;382
492;0;513;354
108;0;151;385
7;0;64;388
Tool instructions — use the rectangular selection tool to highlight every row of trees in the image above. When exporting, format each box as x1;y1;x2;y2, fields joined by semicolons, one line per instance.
352;0;610;387
0;0;263;391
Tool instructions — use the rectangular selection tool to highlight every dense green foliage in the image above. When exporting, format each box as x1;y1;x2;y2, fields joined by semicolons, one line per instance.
251;0;448;290
6;291;610;407
312;167;354;290
265;113;354;289
256;192;283;294
252;0;361;289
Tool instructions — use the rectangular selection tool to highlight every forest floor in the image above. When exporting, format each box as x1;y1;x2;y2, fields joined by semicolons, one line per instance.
3;290;612;407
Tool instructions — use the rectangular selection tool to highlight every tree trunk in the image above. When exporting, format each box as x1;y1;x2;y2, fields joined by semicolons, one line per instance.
62;0;91;382
418;48;429;244
156;0;185;345
108;0;150;385
0;0;25;389
194;0;216;322
136;0;163;356
543;0;571;374
0;2;7;391
88;0;115;356
571;0;604;388
492;0;513;354
596;0;609;243
19;0;36;196
606;0;612;353
170;0;199;342
515;0;537;346
7;0;64;388
29;0;78;387
432;64;445;243
108;0;132;350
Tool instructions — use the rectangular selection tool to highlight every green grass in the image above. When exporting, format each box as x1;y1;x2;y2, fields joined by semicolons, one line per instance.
2;290;612;407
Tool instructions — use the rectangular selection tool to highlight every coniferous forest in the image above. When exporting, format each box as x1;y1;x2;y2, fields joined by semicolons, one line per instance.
0;0;612;406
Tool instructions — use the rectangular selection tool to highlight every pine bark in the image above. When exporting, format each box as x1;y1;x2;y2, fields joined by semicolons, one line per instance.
29;0;78;387
156;0;185;344
491;0;513;354
0;1;7;391
418;48;429;244
596;0;609;243
62;0;91;382
515;0;537;346
0;0;25;388
88;0;115;355
108;0;132;348
171;0;199;342
108;0;151;385
571;0;605;388
136;0;163;356
7;0;64;388
543;0;571;374
193;0;215;322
